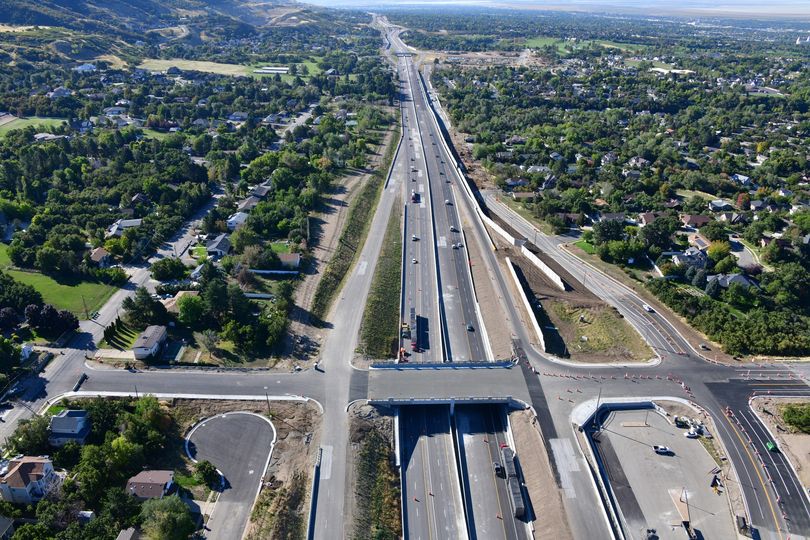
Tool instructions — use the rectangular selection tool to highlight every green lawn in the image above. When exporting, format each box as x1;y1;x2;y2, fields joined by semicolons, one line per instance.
0;117;66;137
574;240;596;254
191;245;208;260
100;322;140;350
269;241;292;254
141;128;171;141
1;243;118;317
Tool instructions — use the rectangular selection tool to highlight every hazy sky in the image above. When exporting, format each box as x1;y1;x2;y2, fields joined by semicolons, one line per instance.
306;0;810;17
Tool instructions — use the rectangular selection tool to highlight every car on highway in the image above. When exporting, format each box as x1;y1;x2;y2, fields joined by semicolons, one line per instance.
452;243;459;249
642;304;654;312
493;462;503;477
445;199;452;205
450;226;458;232
699;343;710;350
411;258;417;264
653;445;673;455
466;324;474;332
766;441;779;452
412;235;418;241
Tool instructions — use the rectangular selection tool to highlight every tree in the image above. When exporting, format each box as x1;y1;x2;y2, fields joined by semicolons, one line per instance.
0;337;20;373
150;258;188;281
8;415;50;456
0;307;18;330
692;269;708;288
122;287;168;329
705;278;720;298
139;496;196;540
230;227;259;255
707;241;731;263
177;295;205;328
592;219;624;245
700;221;728;242
713;255;738;274
199;330;218;360
10;523;53;540
195;460;219;488
639;216;677;250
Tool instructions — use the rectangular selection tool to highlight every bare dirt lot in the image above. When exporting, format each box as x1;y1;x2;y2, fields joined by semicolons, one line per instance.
752;397;810;488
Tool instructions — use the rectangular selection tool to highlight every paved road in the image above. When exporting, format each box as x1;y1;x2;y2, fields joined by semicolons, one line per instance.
455;405;527;540
187;413;275;540
400;405;468;540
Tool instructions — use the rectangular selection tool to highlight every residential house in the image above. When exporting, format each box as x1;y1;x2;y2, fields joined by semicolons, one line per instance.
106;218;142;238
228;112;248;122
627;156;651;168
47;87;72;99
0;457;61;504
126;470;174;500
549;152;563;162
73;63;97;73
600;151;618;166
505;178;528;189
759;236;792;249
48;410;91;447
600;212;626;223
226;212;249;231
680;214;711;228
671;247;708;269
777;188;793;198
103;106;127;117
89;247;111;268
750;199;766;212
206;233;231;258
526;165;551;174
132;325;167;360
687;233;711;251
731;173;751;186
623;169;641;180
161;291;199;315
251;184;272;199
0;516;13;539
639;212;662;226
237;196;261;213
708;199;733;212
707;273;756;289
278;253;301;270
115;528;139;540
717;212;748;225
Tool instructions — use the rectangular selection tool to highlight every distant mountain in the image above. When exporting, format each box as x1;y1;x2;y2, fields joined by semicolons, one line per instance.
1;0;294;37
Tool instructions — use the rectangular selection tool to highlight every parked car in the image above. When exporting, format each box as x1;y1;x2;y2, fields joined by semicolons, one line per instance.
653;445;673;455
685;430;699;439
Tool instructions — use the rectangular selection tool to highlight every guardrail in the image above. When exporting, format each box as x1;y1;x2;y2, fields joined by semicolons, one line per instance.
370;360;514;370
306;447;322;540
505;258;546;352
398;203;408;363
370;396;515;405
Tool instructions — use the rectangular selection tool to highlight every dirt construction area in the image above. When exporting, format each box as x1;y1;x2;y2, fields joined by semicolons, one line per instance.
496;235;651;362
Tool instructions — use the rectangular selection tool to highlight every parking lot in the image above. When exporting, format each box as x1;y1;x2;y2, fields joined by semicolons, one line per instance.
592;409;736;540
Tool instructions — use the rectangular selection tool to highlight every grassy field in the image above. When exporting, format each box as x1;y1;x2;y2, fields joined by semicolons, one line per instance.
269;241;292;254
574;239;596;255
548;300;652;362
141;128;172;140
359;202;402;359
100;321;140;350
0;243;118;316
0;117;66;137
500;196;555;235
526;37;644;55
138;57;323;81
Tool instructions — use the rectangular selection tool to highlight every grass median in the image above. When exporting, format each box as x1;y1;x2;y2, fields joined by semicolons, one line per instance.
310;116;401;322
359;202;401;359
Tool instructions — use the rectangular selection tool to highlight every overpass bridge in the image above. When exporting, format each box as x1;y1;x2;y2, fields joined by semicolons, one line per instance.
367;362;531;409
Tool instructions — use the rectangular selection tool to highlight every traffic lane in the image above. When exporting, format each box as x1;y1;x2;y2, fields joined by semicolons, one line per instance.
401;407;434;540
187;413;275;540
486;409;528;540
80;368;325;404
456;406;518;540
424;406;468;539
736;408;810;536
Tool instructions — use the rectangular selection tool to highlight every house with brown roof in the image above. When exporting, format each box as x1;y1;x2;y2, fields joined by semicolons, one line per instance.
0;457;61;504
680;214;711;228
126;470;174;500
89;247;111;268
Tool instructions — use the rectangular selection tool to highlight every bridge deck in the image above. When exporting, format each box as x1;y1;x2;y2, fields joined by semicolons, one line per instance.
367;364;531;406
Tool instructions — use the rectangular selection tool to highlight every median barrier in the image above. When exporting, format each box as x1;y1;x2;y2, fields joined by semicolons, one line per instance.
520;245;566;291
306;447;322;540
505;258;546;353
370;360;513;369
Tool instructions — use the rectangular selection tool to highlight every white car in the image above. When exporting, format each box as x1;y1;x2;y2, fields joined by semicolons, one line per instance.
653;445;673;455
642;304;654;313
412;235;418;241
411;258;417;264
685;430;699;439
445;199;452;205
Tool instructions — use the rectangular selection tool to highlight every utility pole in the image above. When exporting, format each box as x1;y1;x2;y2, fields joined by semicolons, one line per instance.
81;295;90;320
134;385;139;399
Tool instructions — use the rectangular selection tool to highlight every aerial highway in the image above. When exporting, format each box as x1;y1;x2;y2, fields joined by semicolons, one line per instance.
401;405;468;540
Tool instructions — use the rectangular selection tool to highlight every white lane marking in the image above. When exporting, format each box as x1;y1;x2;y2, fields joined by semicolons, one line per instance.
550;438;579;499
437;236;446;248
419;183;425;193
358;261;368;275
321;445;333;480
249;469;254;475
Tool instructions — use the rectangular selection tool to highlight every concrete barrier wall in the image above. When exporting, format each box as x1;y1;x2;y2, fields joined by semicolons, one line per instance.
505;257;546;353
520;246;566;291
398;203;408;363
481;212;517;246
306;447;322;540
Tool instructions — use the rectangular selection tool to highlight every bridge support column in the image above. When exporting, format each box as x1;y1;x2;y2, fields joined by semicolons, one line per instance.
450;398;455;416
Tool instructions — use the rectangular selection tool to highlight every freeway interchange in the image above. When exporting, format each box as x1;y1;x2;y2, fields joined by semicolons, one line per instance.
0;15;808;540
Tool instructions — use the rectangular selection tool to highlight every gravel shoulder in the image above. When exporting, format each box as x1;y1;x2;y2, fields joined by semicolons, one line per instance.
751;397;810;488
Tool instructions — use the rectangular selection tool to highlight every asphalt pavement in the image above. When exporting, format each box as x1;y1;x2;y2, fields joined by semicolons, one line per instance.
186;412;275;540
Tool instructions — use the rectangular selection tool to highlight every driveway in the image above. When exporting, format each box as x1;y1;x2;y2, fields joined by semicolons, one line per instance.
186;412;276;540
